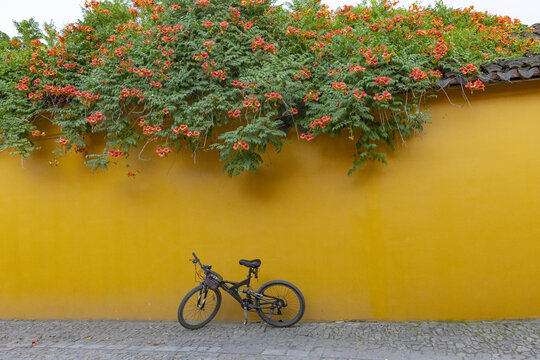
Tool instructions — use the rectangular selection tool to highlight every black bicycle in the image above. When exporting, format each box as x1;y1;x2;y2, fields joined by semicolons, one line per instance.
178;253;305;329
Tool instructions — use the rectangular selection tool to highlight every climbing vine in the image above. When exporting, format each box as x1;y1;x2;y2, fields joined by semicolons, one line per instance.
0;0;537;175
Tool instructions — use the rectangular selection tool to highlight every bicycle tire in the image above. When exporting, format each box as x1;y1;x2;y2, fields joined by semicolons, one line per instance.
255;280;305;327
178;285;221;329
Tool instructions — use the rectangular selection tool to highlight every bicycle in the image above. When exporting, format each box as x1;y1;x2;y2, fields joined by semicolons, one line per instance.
177;252;305;329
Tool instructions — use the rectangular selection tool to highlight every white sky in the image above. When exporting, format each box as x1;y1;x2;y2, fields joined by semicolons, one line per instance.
0;0;538;38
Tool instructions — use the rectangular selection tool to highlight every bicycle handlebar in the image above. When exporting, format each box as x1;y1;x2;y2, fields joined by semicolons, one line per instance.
191;252;210;271
192;252;202;266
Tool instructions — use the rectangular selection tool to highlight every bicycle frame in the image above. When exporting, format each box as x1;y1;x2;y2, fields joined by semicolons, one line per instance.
219;268;259;308
192;253;281;312
180;252;305;329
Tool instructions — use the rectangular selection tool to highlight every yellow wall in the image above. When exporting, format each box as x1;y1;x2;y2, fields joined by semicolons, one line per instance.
1;81;539;321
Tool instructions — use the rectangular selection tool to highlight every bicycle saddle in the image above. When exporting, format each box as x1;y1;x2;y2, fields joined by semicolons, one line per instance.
239;259;261;268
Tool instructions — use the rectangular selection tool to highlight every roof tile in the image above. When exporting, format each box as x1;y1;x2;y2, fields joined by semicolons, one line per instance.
439;25;540;88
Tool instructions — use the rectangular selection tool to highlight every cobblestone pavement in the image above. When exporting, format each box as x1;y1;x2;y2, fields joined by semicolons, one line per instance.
0;320;539;360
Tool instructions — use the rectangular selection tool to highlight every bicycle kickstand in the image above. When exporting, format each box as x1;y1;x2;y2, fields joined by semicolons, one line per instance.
243;307;248;326
263;308;274;333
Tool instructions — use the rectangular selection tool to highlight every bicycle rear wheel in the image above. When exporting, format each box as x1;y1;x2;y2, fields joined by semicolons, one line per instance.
255;280;305;327
178;285;221;329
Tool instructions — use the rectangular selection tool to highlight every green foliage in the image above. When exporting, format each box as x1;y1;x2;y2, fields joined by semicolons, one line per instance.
12;18;44;45
0;31;10;50
43;22;60;47
0;0;537;176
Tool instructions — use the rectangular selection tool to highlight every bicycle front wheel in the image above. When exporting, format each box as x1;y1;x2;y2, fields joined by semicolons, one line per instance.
255;280;305;327
178;285;221;330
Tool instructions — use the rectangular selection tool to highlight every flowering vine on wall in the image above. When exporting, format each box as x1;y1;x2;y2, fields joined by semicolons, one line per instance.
0;0;537;176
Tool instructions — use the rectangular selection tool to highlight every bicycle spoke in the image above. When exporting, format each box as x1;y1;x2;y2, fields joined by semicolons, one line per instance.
259;284;302;323
182;290;218;325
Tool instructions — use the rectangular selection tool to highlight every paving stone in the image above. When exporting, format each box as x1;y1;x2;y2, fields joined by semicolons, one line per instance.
81;343;106;349
178;345;198;352
153;345;182;352
102;344;128;350
262;348;288;355
1;320;539;359
139;345;161;351
124;345;144;351
286;349;310;357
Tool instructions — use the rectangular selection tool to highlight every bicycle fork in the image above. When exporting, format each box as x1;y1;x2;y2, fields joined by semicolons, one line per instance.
197;289;207;309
